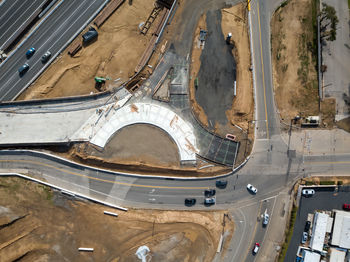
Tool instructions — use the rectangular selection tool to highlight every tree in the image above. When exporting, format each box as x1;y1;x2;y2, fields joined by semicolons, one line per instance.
320;3;339;41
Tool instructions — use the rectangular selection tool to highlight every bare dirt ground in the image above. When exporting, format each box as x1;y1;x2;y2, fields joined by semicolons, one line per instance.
18;0;157;100
271;0;320;122
0;177;234;262
87;124;181;168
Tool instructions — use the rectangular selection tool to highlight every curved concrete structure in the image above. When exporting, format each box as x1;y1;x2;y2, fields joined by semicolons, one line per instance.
90;103;198;163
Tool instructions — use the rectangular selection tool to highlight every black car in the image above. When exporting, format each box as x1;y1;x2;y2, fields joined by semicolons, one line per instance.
18;63;29;76
204;189;216;197
304;221;311;232
185;198;196;206
216;180;228;189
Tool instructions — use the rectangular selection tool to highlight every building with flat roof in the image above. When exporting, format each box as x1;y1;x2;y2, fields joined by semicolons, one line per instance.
331;210;350;249
310;212;329;252
329;248;346;262
302;249;321;262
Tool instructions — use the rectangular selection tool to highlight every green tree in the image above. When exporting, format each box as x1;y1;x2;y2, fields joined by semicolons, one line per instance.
320;3;339;41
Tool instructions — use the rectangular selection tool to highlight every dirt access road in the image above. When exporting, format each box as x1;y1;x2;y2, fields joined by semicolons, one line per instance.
0;177;234;262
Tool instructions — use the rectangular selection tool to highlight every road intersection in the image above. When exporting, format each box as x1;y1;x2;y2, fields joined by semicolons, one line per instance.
0;0;349;261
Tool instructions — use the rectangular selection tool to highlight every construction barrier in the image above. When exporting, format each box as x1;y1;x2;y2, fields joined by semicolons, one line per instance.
94;0;125;28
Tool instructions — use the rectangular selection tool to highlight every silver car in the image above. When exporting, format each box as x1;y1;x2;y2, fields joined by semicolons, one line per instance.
247;184;258;194
204;197;216;206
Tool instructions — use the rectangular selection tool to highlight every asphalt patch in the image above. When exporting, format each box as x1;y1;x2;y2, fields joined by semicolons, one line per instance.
196;9;236;129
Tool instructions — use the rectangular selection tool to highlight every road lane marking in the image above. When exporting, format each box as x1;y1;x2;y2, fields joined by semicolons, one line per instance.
305;161;350;165
242;200;262;262
257;1;270;139
0;159;208;190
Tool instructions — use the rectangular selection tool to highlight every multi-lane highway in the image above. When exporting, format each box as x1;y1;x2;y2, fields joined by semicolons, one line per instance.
0;0;47;51
0;0;108;101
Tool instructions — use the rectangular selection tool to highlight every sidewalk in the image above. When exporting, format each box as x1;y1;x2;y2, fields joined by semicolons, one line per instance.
281;128;350;156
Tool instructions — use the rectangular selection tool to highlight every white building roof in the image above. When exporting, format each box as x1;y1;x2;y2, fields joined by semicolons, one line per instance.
310;212;329;252
303;250;321;262
329;248;346;262
331;210;350;249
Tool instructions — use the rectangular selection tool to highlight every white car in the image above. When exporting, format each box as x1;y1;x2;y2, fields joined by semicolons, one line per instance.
302;189;315;197
263;213;269;226
247;184;258;194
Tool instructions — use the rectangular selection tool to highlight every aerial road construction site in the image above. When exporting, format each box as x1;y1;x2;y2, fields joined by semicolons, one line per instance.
0;0;350;261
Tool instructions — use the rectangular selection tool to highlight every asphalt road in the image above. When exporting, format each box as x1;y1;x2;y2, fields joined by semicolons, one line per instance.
196;9;236;129
0;0;108;101
0;0;47;51
284;188;350;262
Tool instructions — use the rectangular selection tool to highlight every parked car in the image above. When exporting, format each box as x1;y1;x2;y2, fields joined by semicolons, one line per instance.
263;213;269;226
41;51;51;63
247;184;258;194
26;47;35;58
252;242;260;255
18;63;29;75
343;203;350;211
216;180;227;189
204;189;216;197
302;189;315;197
204;197;216;206
301;232;308;244
184;198;196;206
304;221;311;232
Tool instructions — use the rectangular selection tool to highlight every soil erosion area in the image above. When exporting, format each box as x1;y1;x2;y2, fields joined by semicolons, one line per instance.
0;177;234;262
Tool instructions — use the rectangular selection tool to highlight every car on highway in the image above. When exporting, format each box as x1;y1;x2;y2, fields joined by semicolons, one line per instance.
216;180;227;189
184;198;196;206
26;47;35;58
252;242;260;255
302;189;315;197
18;63;29;76
263;213;269;226
343;203;350;211
204;197;215;206
41;51;51;63
304;221;311;232
301;232;308;244
247;184;258;194
204;189;216;197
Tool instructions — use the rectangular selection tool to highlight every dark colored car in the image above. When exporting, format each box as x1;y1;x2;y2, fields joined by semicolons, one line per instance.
26;47;35;58
343;204;350;211
216;180;227;189
204;189;216;197
41;51;51;63
18;63;29;75
185;198;196;206
304;221;311;232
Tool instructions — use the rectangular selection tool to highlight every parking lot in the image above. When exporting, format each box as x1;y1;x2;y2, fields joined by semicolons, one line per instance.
284;186;350;262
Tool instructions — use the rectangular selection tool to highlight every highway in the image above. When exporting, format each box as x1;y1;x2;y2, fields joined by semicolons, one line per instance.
0;0;108;101
0;0;47;51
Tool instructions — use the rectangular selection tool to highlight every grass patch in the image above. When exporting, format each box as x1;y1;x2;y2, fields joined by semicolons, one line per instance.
39;184;53;201
337;181;343;185
278;205;298;262
320;181;335;185
305;181;316;185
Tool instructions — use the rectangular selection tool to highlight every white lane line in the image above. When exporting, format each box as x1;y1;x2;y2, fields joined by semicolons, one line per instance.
0;0;21;26
230;208;247;262
1;0;98;99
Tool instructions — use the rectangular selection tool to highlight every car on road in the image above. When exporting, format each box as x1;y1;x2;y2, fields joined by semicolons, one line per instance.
304;221;311;232
263;213;269;226
252;242;260;255
204;197;215;206
26;47;35;58
247;184;258;194
302;189;315;197
216;180;227;189
343;203;350;211
184;198;196;206
301;232;308;244
18;63;29;76
204;189;216;197
41;51;51;63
